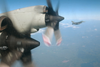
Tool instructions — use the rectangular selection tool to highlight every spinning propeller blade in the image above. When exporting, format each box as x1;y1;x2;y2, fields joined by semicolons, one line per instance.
43;26;53;46
43;0;64;46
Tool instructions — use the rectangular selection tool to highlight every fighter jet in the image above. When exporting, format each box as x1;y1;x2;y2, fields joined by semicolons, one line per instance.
0;0;64;67
72;21;84;25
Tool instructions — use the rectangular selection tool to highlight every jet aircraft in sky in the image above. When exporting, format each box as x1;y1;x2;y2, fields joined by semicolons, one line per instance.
72;21;84;25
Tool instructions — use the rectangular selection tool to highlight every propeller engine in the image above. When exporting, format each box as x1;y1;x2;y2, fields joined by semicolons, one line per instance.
43;0;64;46
0;0;64;66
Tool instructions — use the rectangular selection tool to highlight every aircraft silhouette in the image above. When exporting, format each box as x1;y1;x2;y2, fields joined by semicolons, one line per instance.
72;21;84;25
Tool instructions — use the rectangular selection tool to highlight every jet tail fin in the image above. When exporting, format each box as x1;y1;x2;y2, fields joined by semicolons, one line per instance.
71;21;75;25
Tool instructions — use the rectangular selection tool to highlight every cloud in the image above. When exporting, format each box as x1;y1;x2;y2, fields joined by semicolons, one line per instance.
60;23;79;28
31;29;45;35
82;45;85;47
82;36;88;38
62;60;69;63
82;36;85;38
94;29;97;31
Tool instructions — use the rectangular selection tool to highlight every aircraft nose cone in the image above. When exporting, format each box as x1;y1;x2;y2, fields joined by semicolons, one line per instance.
58;16;64;21
25;39;40;50
61;16;64;20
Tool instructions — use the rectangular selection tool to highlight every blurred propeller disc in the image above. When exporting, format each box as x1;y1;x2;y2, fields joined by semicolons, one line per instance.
43;0;64;46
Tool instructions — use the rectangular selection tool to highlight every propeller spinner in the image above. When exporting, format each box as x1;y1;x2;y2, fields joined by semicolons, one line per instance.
43;0;64;46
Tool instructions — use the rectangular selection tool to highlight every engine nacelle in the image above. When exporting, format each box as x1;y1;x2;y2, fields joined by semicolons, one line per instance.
0;16;10;32
0;5;48;34
6;35;40;51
